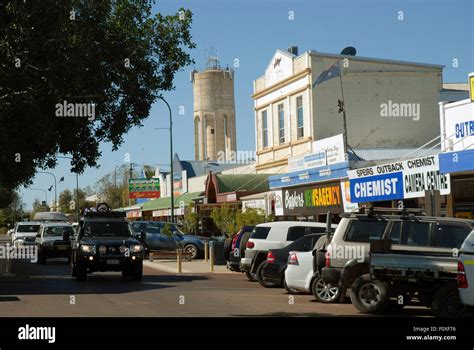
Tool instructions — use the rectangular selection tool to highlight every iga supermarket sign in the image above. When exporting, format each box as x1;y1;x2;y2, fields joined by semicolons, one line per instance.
129;178;160;199
348;155;450;203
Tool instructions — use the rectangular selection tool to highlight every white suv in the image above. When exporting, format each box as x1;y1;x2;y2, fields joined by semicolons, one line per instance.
241;221;335;281
11;222;41;247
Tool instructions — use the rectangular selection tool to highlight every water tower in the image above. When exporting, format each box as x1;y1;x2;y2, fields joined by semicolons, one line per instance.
191;50;236;161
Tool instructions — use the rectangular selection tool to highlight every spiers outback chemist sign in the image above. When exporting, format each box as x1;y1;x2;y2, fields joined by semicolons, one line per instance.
348;155;450;203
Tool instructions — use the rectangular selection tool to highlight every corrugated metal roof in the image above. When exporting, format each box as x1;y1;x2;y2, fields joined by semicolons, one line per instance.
216;174;271;193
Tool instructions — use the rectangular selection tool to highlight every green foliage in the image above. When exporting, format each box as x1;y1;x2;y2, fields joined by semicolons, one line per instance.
182;202;198;234
58;189;73;213
0;1;195;206
210;204;238;237
0;191;25;227
236;208;267;228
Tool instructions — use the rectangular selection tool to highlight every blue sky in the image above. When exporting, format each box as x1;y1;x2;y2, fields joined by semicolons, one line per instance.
20;0;473;209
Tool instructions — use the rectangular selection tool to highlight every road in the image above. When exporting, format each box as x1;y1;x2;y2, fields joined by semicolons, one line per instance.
0;257;438;317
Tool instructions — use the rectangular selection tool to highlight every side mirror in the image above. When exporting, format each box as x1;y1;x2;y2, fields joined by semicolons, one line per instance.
63;231;70;242
140;230;146;242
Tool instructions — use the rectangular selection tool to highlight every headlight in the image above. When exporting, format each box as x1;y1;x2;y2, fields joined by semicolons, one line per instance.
130;244;142;253
80;244;96;254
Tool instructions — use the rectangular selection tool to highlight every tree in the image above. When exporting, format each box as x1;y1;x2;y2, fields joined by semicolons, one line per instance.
58;189;73;213
32;198;49;214
210;204;237;237
0;1;195;206
236;208;267;228
0;191;25;228
182;203;198;234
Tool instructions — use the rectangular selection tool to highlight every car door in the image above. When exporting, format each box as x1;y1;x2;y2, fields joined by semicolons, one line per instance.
144;223;164;250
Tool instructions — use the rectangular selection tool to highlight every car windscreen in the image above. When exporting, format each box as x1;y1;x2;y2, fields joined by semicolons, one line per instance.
250;226;271;239
83;222;133;237
131;222;148;233
17;225;40;233
44;226;74;237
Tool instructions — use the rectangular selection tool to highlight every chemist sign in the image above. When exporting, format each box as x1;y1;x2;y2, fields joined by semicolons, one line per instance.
348;155;450;203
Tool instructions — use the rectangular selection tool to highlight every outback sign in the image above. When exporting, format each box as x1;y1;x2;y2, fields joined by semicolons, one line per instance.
348;155;450;203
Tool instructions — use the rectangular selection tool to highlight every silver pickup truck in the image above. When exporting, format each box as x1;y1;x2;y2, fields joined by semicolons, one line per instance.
350;239;467;316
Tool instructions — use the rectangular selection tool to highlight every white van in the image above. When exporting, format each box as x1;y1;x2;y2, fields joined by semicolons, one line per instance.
459;230;474;306
240;221;336;281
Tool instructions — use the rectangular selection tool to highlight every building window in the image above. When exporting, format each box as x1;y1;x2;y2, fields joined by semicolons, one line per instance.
296;96;304;139
278;103;285;144
262;110;268;148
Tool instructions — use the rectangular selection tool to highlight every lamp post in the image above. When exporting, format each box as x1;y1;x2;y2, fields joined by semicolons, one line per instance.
156;96;174;223
37;171;58;211
58;156;79;220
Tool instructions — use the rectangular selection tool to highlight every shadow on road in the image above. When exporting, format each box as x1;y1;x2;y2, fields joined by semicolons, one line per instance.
1;259;209;296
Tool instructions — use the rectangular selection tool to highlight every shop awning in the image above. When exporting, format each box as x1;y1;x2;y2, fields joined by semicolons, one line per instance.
141;192;202;212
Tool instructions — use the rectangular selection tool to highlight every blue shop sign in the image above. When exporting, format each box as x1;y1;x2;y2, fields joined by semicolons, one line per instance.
439;149;474;174
269;161;349;189
350;172;404;203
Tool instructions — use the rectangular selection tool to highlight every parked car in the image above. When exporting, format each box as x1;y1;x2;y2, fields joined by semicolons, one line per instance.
259;233;325;288
321;207;474;305
131;221;208;259
241;221;337;282
458;230;474;307
11;222;41;247
284;234;341;303
227;226;255;272
36;223;74;264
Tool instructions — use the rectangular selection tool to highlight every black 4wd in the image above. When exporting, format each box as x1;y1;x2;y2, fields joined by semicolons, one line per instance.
71;204;145;281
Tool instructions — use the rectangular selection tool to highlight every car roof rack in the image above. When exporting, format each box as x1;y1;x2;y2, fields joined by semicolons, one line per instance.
84;211;126;218
365;206;425;217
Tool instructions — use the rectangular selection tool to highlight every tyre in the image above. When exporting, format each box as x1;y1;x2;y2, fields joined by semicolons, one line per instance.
131;264;143;281
431;285;465;317
256;262;279;288
350;274;389;314
184;244;198;260
37;248;47;264
245;270;257;282
70;256;77;277
283;277;299;294
75;263;87;281
311;276;341;303
223;238;232;261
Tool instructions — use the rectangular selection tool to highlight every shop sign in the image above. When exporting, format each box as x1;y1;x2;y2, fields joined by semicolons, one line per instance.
129;178;160;199
348;155;450;203
281;183;343;215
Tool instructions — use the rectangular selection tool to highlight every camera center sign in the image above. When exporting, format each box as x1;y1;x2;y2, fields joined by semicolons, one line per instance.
348;155;450;203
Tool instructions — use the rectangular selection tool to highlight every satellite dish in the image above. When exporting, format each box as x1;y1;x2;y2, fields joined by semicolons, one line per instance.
340;46;357;56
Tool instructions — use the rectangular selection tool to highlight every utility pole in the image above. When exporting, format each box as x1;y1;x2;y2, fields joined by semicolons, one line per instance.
338;60;349;155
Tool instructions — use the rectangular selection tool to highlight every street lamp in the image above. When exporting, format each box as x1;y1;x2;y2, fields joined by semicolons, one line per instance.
57;156;80;221
156;96;174;223
37;171;57;211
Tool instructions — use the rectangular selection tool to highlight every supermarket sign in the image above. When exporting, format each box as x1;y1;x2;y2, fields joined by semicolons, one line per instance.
128;178;160;199
348;155;450;203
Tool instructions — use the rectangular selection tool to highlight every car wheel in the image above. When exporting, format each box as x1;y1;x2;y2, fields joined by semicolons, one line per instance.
75;263;87;281
350;274;389;314
131;264;143;281
311;276;341;303
245;270;257;282
431;285;465;317
283;277;299;294
223;238;232;261
256;262;279;288
184;244;198;260
38;248;47;264
70;256;77;277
